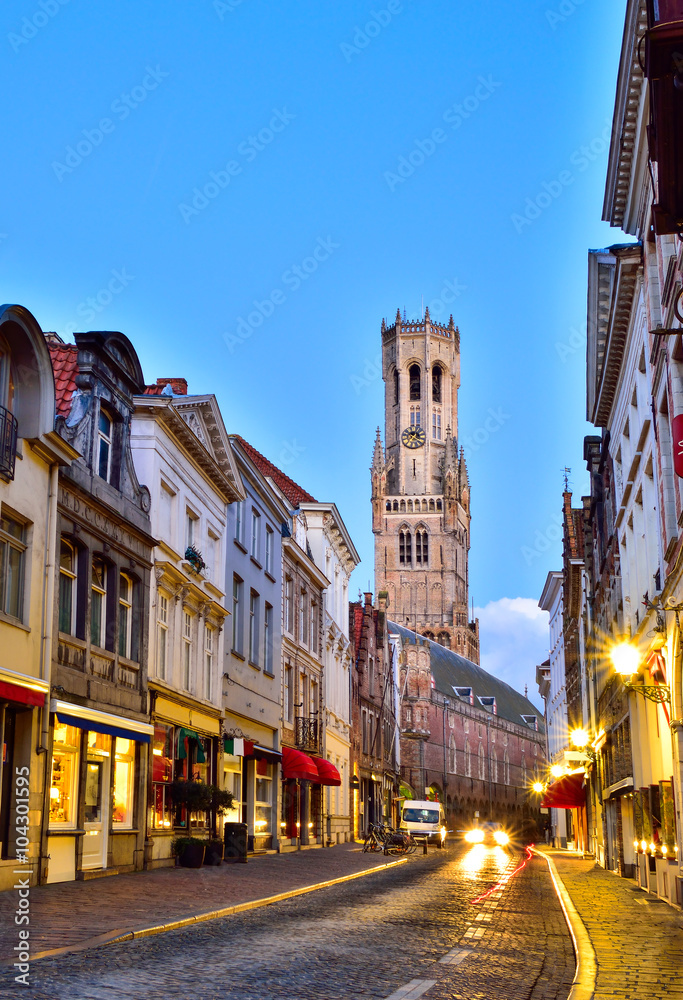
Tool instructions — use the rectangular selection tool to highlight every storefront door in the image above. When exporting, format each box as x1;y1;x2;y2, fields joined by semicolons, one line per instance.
82;733;111;870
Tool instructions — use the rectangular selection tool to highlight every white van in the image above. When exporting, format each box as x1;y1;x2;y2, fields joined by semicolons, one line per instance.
400;800;446;846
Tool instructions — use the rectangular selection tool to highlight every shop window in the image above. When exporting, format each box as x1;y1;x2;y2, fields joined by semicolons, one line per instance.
265;525;274;575
58;537;77;635
0;513;26;621
118;572;133;658
97;409;112;482
157;592;169;680
49;722;80;827
90;556;107;648
204;625;213;701
223;756;242;823
255;763;273;835
113;738;135;827
85;731;111;824
151;723;174;829
264;603;273;675
182;611;192;689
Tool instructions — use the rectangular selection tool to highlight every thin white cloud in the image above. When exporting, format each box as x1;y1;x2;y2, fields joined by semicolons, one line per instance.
473;597;549;710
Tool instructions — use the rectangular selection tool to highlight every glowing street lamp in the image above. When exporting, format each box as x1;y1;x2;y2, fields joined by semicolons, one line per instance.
532;782;544;794
610;639;671;704
549;764;566;779
569;728;590;749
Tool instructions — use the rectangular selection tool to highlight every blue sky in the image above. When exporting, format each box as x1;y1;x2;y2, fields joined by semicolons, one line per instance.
1;0;627;702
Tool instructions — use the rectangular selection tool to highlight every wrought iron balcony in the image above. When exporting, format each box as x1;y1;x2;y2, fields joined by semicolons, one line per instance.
0;404;18;481
295;716;320;753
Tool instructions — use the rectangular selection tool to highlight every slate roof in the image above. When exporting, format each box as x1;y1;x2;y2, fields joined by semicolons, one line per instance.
48;344;78;417
388;621;545;734
233;436;317;507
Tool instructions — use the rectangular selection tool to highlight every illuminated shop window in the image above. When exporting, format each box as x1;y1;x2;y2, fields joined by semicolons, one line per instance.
151;723;174;830
113;738;135;827
49;722;80;827
255;762;272;835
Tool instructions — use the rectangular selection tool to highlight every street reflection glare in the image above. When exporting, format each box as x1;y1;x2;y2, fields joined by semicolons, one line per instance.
459;844;512;881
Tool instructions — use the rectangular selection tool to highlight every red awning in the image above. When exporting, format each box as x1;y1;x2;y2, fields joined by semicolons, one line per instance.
0;680;45;708
281;746;318;781
541;772;586;809
311;757;341;786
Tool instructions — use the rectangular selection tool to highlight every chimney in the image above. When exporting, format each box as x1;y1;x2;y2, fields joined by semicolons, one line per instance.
156;377;188;395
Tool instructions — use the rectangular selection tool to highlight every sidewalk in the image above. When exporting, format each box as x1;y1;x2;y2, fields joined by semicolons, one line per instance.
537;848;683;1000
0;843;399;963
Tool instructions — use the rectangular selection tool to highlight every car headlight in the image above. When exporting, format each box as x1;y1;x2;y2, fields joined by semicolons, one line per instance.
493;831;509;846
465;829;484;844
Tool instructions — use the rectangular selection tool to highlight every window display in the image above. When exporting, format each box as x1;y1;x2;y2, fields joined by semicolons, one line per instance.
49;723;80;826
255;764;272;834
113;738;134;827
151;723;173;829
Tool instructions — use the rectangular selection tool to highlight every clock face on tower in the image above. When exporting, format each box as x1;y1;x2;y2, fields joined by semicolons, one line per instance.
401;425;426;449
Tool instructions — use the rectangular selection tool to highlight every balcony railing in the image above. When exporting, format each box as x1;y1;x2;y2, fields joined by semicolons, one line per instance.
0;404;18;481
295;716;320;753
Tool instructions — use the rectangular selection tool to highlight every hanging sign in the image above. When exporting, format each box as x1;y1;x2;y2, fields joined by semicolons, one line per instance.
673;414;683;477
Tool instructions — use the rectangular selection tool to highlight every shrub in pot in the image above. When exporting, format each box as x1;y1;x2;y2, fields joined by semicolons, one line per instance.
172;836;206;869
169;779;213;814
204;838;224;866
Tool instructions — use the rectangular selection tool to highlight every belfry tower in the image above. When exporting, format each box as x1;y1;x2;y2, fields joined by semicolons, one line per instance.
371;309;479;662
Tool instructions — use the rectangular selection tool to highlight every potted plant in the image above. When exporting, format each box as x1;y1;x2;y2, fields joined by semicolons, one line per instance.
203;838;224;865
172;836;206;868
209;785;235;839
169;779;213;814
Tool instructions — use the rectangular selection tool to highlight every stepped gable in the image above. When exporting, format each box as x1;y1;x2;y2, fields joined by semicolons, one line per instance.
388;620;545;732
48;343;78;417
233;435;317;507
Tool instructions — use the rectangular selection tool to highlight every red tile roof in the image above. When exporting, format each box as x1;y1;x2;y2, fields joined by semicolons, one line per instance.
233;436;316;506
49;344;78;418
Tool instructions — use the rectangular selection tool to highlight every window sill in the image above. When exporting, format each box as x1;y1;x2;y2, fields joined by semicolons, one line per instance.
264;571;276;583
112;828;139;834
231;649;245;661
250;557;262;569
263;670;275;678
0;611;30;633
234;539;247;554
48;828;85;836
248;661;261;671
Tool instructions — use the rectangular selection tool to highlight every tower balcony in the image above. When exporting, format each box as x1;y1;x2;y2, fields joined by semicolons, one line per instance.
384;496;443;515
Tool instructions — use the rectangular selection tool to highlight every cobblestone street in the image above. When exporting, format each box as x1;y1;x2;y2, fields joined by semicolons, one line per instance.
0;843;575;1000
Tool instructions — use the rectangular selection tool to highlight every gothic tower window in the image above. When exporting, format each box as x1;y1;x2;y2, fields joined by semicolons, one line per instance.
432;409;442;439
415;529;428;565
399;530;412;564
407;500;413;513
393;501;399;512
429;499;435;512
432;365;442;402
438;631;450;648
409;364;421;400
410;406;421;427
393;369;400;404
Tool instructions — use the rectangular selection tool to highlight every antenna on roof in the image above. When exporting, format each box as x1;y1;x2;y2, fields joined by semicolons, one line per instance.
421;294;424;319
563;467;572;491
403;307;407;322
525;684;528;698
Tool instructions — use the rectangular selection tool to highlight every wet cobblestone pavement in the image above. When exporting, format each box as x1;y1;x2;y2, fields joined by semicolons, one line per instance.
0;844;575;1000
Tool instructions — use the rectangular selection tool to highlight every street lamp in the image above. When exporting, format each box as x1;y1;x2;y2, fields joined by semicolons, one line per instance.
549;764;566;779
532;781;544;794
610;638;671;704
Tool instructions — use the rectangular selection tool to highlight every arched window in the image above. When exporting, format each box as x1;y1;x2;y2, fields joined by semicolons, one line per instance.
421;500;427;512
409;364;421;400
423;630;434;641
90;556;107;649
436;499;442;511
97;408;113;482
385;501;391;511
58;538;77;635
407;500;413;513
438;631;450;648
491;749;498;784
399;530;412;565
478;744;485;780
432;365;442;403
415;529;428;565
399;500;406;513
428;499;435;512
392;501;399;512
393;369;399;405
0;335;15;413
449;734;457;774
464;740;471;777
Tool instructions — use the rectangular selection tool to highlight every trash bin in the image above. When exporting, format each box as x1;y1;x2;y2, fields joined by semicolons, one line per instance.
224;822;248;863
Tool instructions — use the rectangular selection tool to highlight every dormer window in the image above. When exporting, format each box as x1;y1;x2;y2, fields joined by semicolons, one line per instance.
479;696;497;714
521;714;538;731
453;686;473;705
97;410;112;482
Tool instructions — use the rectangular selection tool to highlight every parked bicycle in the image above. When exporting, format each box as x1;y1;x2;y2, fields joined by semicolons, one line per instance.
363;823;418;856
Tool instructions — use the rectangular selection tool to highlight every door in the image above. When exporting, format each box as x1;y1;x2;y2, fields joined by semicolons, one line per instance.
82;732;111;870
